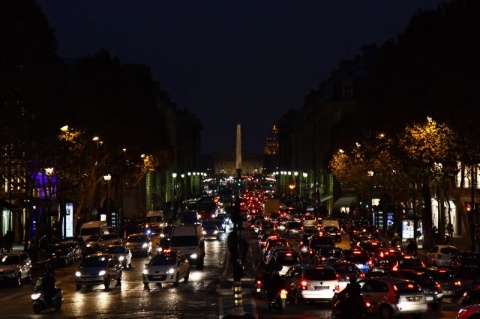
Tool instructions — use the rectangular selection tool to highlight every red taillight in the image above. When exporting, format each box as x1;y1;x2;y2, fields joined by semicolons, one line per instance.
435;281;441;293
301;280;308;290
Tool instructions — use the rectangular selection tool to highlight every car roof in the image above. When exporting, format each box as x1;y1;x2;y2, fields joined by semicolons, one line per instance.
361;276;415;284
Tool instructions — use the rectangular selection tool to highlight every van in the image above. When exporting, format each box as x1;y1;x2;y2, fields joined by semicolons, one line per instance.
323;219;340;230
169;224;205;269
79;221;108;241
145;210;165;233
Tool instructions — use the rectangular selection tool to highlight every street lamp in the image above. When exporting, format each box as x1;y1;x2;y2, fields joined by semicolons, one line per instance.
172;172;177;213
104;174;111;225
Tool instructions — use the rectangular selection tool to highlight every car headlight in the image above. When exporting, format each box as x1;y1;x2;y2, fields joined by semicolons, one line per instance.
86;243;92;247
142;243;148;248
98;270;106;276
75;271;82;277
214;230;218;234
168;268;175;274
190;253;198;259
458;308;468;314
202;231;207;235
119;256;125;261
142;269;149;275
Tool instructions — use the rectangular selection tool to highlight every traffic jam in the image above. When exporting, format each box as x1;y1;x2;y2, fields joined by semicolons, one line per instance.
235;192;480;319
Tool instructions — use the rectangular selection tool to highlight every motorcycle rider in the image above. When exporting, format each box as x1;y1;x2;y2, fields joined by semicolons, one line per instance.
41;262;57;302
336;275;364;314
264;269;285;303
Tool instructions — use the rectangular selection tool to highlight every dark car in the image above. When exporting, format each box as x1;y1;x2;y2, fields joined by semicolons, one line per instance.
52;242;79;266
202;220;220;239
341;249;372;272
313;246;343;263
390;269;443;309
421;267;463;301
391;255;425;271
307;235;335;254
284;221;303;238
322;226;342;243
450;251;480;279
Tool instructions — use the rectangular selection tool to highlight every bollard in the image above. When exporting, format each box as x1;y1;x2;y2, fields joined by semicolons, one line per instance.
231;280;245;316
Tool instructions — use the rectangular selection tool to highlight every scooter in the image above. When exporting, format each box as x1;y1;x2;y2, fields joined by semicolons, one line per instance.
31;277;63;314
267;288;288;313
331;292;368;319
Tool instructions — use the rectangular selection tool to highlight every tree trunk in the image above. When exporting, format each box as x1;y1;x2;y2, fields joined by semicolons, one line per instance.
422;178;434;250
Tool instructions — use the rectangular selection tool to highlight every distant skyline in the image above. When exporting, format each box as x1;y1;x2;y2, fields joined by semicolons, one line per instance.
36;0;443;155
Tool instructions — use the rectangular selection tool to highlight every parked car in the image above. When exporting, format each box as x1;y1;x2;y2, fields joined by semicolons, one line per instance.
125;233;152;257
358;277;428;319
450;251;480;279
142;250;190;288
0;252;32;286
284;264;339;305
425;245;458;267
103;245;132;269
74;252;122;290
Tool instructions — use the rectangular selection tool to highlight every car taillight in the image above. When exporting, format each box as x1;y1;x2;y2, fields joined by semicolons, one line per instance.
334;284;339;292
301;280;308;290
435;281;441;293
359;272;365;278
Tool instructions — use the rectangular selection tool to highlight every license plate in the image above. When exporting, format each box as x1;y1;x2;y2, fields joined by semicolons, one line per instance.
443;290;453;295
152;276;163;280
426;296;434;301
315;286;329;290
407;296;422;301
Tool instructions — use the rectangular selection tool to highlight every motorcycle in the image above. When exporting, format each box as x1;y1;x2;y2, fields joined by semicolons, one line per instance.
31;276;63;314
331;292;368;319
267;288;288;313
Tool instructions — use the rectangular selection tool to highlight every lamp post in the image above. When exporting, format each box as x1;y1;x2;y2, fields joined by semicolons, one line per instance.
104;174;111;225
303;172;308;198
172;172;177;219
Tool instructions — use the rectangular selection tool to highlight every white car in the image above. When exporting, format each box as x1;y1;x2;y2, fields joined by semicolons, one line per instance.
143;250;190;288
425;245;458;267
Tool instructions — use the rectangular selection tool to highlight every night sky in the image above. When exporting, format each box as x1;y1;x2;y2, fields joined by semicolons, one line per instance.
36;0;442;155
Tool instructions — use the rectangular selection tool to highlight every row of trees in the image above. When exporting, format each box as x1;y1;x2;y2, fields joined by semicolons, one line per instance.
0;1;179;245
329;116;478;250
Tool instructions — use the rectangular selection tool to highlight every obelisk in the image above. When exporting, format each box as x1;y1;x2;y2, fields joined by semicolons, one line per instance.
236;123;242;179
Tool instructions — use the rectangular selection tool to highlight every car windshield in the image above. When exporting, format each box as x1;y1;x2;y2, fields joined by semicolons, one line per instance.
81;256;108;267
276;254;301;265
311;237;333;246
170;236;198;247
324;226;339;232
440;247;458;255
333;264;358;274
317;247;341;257
394;282;423;293
128;235;148;243
86;235;100;242
430;270;456;280
81;228;101;236
399;258;423;268
304;268;337;281
288;222;301;228
0;255;19;265
150;254;177;266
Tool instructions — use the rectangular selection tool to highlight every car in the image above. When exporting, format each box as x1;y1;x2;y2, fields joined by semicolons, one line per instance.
265;246;296;266
298;233;313;254
312;246;343;263
284;264;339;305
125;233;152;257
358;277;428;319
52;241;78;266
420;267;463;302
450;251;480;279
103;244;132;269
327;261;364;291
85;233;123;254
341;249;373;272
322;225;342;242
202;220;220;239
263;237;289;259
74;252;122;290
457;304;480;319
143;250;190;288
268;250;302;276
212;216;227;232
425;245;458;267
284;221;304;238
302;215;319;232
391;255;426;271
0;252;32;286
389;269;443;309
307;235;335;254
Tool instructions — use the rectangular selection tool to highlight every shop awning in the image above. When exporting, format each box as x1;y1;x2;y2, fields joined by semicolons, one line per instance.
333;196;357;207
